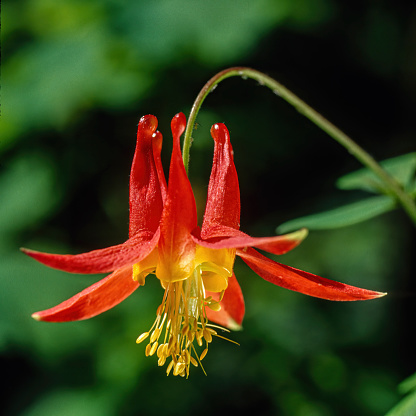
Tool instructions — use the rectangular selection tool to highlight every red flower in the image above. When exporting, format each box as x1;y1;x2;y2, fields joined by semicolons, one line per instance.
22;113;385;377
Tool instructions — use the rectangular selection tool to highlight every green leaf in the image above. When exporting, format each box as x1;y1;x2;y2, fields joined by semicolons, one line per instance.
399;373;416;395
276;195;396;233
337;153;416;194
385;391;416;416
385;374;416;416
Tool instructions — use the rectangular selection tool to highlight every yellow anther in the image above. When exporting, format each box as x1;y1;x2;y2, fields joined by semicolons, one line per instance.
197;329;204;339
200;348;208;361
136;332;149;344
196;333;203;347
150;328;160;343
190;356;198;367
158;355;166;367
157;343;165;358
203;329;212;343
173;362;185;376
166;360;174;376
207;302;221;312
145;343;152;357
149;342;158;356
162;343;169;357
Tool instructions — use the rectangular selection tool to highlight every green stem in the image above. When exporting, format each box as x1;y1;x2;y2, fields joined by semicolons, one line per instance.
182;66;416;226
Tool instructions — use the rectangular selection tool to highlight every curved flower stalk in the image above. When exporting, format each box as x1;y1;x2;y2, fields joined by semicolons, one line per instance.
22;113;386;377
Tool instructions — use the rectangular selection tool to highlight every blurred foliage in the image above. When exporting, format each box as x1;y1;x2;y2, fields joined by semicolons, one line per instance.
2;0;416;415
385;373;416;416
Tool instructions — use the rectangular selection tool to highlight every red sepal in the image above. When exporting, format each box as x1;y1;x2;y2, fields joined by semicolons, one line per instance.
31;266;138;322
237;247;387;301
21;229;159;274
193;226;308;255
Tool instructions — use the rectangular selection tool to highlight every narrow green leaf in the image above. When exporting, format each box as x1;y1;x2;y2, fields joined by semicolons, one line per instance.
276;196;396;233
337;152;416;193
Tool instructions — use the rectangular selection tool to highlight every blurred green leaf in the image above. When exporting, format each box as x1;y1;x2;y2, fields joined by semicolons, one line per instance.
21;389;115;416
385;391;416;416
117;0;304;66
0;153;62;237
3;0;335;150
411;178;416;195
386;374;416;416
276;195;396;233
399;373;416;395
4;33;150;141
337;153;416;194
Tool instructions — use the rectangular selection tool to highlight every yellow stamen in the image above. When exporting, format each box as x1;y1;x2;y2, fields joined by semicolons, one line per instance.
203;329;213;343
137;264;236;377
149;342;158;356
200;348;208;361
166;360;174;376
136;332;149;344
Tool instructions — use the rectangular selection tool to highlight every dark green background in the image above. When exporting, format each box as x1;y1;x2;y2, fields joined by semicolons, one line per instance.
2;0;415;415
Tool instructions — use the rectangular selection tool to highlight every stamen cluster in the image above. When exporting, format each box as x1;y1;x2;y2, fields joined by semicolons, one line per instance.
136;268;224;377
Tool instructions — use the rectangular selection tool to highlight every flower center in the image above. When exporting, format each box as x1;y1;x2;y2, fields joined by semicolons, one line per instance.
136;266;223;377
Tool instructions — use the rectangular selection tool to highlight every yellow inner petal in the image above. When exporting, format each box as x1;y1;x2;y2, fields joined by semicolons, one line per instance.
196;245;235;273
201;271;228;292
132;248;159;285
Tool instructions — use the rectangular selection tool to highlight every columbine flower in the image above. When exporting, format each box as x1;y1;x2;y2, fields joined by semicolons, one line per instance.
22;113;385;377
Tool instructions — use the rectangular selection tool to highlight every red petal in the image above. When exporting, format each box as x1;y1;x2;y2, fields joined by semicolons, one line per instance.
129;115;164;237
157;113;197;282
31;266;138;322
237;247;387;301
194;226;308;255
201;123;240;237
205;273;245;330
21;229;159;274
